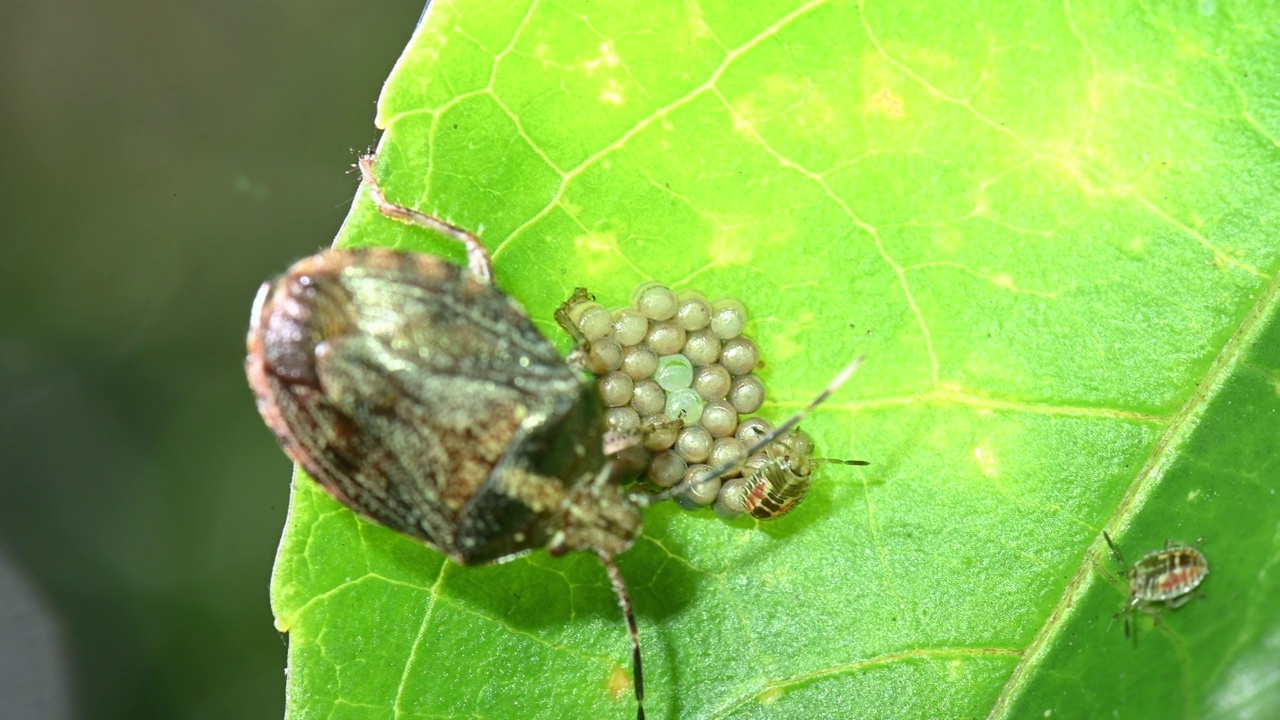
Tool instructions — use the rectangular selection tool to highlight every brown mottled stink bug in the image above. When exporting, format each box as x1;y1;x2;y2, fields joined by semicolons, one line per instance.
1102;531;1208;640
246;153;864;719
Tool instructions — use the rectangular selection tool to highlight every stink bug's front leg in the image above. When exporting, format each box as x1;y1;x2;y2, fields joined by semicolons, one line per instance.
356;154;494;284
555;287;596;345
556;287;627;374
555;287;596;371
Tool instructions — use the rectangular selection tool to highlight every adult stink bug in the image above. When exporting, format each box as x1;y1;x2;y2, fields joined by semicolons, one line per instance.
246;153;865;719
1102;531;1208;639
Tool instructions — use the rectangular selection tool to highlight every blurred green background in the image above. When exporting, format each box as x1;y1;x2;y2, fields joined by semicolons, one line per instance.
0;2;424;718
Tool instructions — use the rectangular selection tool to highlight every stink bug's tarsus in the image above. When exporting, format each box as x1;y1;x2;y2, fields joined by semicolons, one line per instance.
1101;531;1208;641
246;152;868;719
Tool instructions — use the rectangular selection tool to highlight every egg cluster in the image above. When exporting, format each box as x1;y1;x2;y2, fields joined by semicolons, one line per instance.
561;282;804;520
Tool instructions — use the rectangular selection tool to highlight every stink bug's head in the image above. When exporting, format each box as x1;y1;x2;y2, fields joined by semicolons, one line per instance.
761;427;816;478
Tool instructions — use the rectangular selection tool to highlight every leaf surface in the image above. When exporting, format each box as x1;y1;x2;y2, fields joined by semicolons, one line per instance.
271;1;1280;717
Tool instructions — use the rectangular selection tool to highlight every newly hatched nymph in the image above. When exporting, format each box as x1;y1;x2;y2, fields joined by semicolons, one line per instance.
1102;531;1208;638
246;154;866;720
715;424;869;520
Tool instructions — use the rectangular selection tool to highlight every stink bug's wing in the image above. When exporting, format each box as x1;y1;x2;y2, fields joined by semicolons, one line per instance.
308;329;531;556
454;379;610;564
247;248;579;563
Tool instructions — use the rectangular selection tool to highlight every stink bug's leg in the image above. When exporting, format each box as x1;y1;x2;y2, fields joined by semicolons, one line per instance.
644;355;866;506
554;287;596;346
356;154;495;284
598;551;645;720
554;288;596;371
1150;607;1165;631
1103;531;1128;567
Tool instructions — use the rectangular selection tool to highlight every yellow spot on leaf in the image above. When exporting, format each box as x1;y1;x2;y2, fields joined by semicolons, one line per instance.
973;441;999;478
575;231;617;256
599;77;626;106
606;664;631;700
581;42;621;75
864;87;905;119
572;231;627;279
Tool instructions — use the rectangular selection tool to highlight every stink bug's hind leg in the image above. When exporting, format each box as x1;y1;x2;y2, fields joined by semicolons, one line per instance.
598;552;645;720
356;154;494;284
1115;601;1143;645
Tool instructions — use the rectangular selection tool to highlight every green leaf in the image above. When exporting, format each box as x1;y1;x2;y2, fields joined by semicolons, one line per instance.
269;1;1280;718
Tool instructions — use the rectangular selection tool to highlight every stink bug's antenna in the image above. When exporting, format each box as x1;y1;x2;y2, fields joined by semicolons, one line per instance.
643;355;866;506
1103;531;1128;566
813;457;871;466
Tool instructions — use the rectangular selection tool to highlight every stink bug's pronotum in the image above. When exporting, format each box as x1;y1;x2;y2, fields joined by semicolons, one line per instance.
245;153;866;719
1102;531;1208;639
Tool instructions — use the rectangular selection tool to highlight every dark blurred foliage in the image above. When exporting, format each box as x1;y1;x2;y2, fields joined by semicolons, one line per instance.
0;1;424;718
